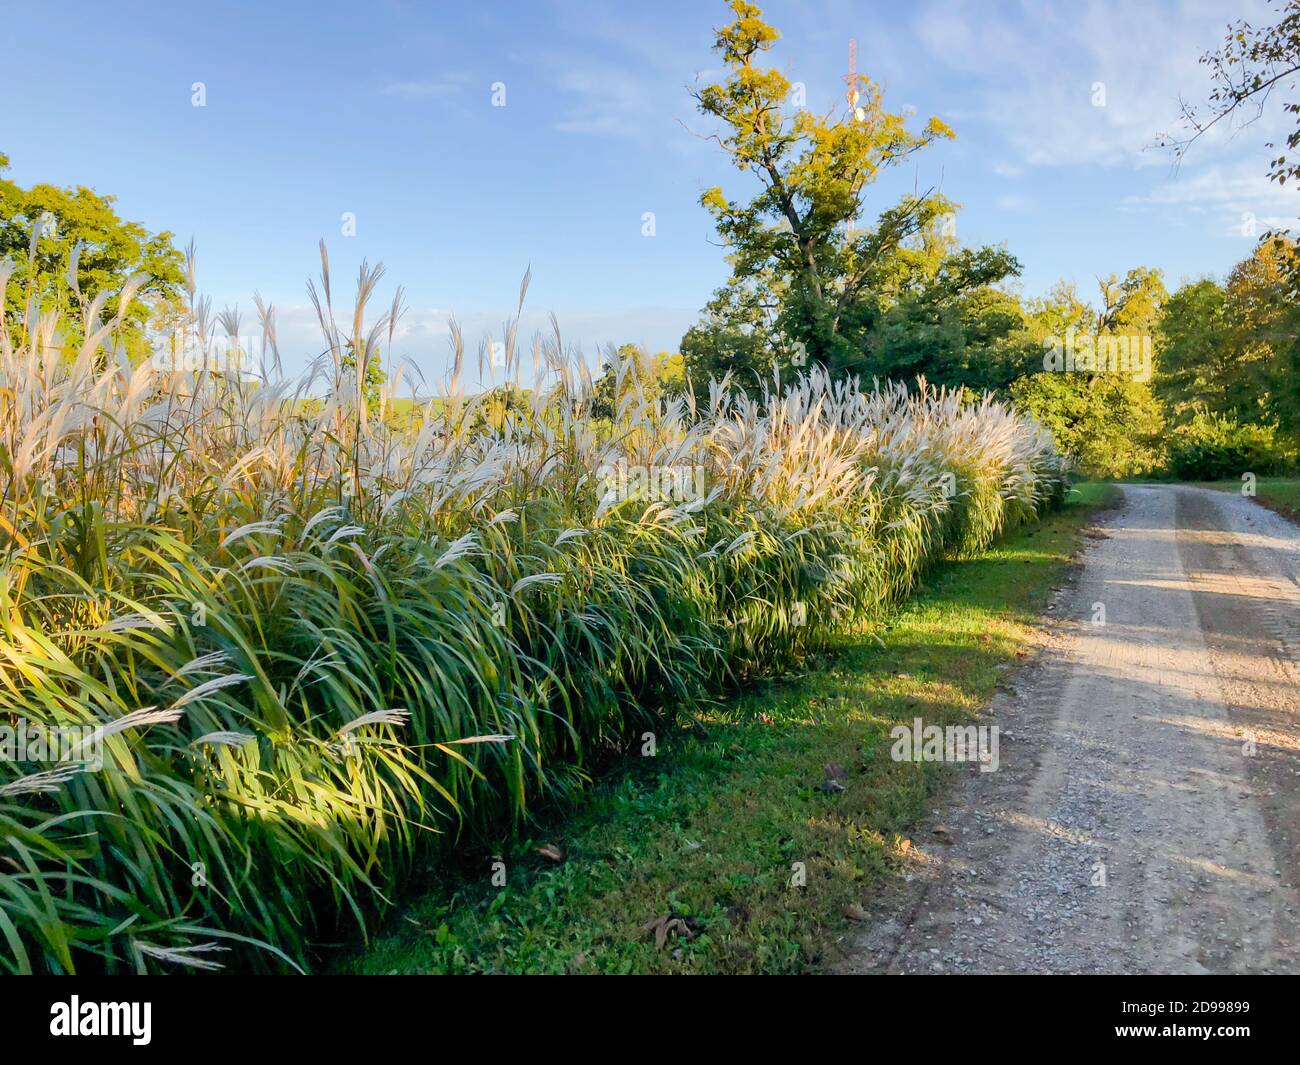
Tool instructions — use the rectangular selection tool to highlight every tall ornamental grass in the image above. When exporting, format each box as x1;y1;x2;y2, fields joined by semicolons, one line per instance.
0;243;1066;972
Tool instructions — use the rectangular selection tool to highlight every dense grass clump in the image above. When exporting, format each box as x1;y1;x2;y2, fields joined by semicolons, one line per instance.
0;246;1066;972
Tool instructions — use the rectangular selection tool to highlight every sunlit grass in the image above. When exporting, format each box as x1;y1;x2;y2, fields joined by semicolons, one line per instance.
0;244;1067;973
1189;477;1300;521
347;483;1117;974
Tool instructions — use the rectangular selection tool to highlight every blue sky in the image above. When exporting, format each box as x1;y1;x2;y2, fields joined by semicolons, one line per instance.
2;0;1296;387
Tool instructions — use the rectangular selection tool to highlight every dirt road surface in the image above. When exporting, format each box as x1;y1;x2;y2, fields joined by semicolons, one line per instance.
845;484;1300;974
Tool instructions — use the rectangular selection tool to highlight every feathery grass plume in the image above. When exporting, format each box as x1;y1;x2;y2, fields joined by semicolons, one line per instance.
0;244;1065;973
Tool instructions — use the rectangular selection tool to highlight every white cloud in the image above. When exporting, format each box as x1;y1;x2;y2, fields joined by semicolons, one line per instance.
1132;165;1297;210
551;63;662;138
380;76;468;100
1127;161;1299;236
914;0;1282;170
537;3;713;151
996;193;1032;211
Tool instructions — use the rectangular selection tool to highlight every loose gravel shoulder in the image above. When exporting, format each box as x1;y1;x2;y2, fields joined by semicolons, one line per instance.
844;484;1300;975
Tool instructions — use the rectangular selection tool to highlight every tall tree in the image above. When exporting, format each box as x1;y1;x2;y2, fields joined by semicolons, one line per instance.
1098;266;1167;336
1155;279;1233;423
1011;272;1167;478
1157;240;1300;434
0;152;185;359
848;243;1035;393
1224;237;1300;431
688;1;955;376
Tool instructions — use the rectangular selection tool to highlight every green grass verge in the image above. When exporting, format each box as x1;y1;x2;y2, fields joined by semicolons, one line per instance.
1187;477;1300;521
342;482;1118;975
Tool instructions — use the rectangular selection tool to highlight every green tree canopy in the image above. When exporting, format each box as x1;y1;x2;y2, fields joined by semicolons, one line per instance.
1155;279;1233;422
687;0;958;378
1156;239;1300;435
682;3;1031;397
846;244;1034;393
591;344;687;421
0;151;185;358
1011;271;1167;478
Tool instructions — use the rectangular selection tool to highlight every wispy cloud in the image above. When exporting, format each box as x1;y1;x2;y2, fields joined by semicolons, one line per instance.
913;0;1281;170
1126;161;1300;235
996;193;1033;211
551;62;663;137
381;76;469;100
537;3;712;150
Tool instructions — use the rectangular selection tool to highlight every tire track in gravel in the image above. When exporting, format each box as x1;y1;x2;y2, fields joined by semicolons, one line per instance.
842;484;1300;974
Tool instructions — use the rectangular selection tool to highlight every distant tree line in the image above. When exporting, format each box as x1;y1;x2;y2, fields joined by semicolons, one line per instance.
661;1;1300;479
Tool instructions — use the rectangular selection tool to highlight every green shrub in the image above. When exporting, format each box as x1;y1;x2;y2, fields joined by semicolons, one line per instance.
1167;414;1294;481
1010;371;1167;480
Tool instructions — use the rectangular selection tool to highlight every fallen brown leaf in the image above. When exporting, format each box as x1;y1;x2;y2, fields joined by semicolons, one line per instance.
535;841;567;863
642;914;699;950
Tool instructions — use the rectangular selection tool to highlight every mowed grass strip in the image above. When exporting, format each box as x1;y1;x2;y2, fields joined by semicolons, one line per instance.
346;482;1118;975
1190;477;1300;521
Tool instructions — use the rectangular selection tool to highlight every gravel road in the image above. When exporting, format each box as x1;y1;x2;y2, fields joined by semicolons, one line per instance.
844;484;1300;974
